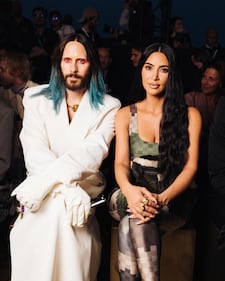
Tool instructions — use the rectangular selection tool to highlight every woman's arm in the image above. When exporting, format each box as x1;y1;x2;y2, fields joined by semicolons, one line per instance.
156;106;202;206
114;107;158;222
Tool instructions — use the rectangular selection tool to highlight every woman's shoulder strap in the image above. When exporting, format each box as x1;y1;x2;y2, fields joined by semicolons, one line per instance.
129;104;138;134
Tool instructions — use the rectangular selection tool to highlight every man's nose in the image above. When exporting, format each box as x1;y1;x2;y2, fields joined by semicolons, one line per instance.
71;61;78;73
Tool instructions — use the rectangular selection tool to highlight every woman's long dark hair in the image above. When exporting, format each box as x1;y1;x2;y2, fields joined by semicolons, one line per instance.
130;42;189;188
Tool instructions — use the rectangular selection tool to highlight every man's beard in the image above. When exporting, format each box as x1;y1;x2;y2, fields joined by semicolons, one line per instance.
64;73;90;91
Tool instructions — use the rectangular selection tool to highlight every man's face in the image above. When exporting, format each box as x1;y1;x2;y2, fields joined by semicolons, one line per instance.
32;9;47;28
98;47;112;71
131;48;142;68
206;29;218;48
60;40;91;92
0;60;14;88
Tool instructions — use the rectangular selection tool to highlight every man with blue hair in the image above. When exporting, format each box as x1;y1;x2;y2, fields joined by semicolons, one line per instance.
10;33;121;281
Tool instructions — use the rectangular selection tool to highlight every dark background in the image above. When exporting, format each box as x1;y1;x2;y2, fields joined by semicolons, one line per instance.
19;0;225;47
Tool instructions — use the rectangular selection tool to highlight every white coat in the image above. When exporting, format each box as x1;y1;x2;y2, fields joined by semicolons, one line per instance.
10;85;121;281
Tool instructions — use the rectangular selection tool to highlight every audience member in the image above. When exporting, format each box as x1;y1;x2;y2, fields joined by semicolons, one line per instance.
77;7;100;45
0;51;38;182
10;0;34;53
208;95;225;281
185;61;225;137
189;47;212;91
185;61;225;281
121;41;146;106
29;5;60;84
49;10;75;41
0;97;15;266
130;41;144;68
168;16;191;47
0;51;38;119
168;16;193;93
201;27;225;63
185;61;225;188
185;60;225;201
97;43;124;103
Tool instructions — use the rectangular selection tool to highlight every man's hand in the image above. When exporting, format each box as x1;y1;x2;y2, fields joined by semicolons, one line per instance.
62;184;91;228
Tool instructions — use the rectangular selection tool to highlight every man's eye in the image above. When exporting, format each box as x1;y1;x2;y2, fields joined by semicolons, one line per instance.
63;58;71;63
78;58;87;64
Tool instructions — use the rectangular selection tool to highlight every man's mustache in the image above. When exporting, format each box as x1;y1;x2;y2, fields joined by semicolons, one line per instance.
66;73;83;79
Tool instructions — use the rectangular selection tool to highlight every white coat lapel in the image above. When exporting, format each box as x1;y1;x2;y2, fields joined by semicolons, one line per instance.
66;91;99;143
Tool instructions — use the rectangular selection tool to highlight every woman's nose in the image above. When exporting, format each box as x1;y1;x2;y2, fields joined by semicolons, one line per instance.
152;70;159;80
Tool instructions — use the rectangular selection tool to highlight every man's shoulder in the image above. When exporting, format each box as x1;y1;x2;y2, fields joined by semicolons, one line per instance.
25;80;39;89
103;93;121;108
25;84;49;97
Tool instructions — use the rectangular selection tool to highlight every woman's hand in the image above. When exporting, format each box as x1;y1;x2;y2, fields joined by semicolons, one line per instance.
124;185;159;224
152;192;169;208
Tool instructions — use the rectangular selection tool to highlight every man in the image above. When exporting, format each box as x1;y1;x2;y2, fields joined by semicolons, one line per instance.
77;7;100;45
49;10;75;41
29;5;60;83
10;33;121;281
0;51;38;119
208;95;225;281
0;97;15;265
0;51;38;182
97;45;120;96
130;41;144;68
202;27;225;63
0;97;15;213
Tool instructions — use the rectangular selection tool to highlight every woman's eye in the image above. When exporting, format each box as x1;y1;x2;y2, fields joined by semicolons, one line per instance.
161;67;169;73
145;65;152;70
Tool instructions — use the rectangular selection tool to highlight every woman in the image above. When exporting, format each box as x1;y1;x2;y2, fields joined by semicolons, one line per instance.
114;43;201;280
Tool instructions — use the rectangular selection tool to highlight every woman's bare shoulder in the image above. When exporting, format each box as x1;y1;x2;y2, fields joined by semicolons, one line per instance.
187;106;201;119
116;105;131;118
115;105;131;128
187;106;202;129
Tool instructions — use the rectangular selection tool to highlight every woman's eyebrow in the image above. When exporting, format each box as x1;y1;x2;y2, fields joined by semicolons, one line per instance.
144;62;169;67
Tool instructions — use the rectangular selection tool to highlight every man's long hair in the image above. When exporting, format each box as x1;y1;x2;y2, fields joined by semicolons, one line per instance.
36;33;106;112
130;42;189;189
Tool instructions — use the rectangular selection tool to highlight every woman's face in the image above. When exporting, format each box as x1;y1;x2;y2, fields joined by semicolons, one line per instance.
201;67;221;95
141;51;169;96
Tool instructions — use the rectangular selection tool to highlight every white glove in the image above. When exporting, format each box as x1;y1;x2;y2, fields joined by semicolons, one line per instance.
62;184;91;228
11;175;58;212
